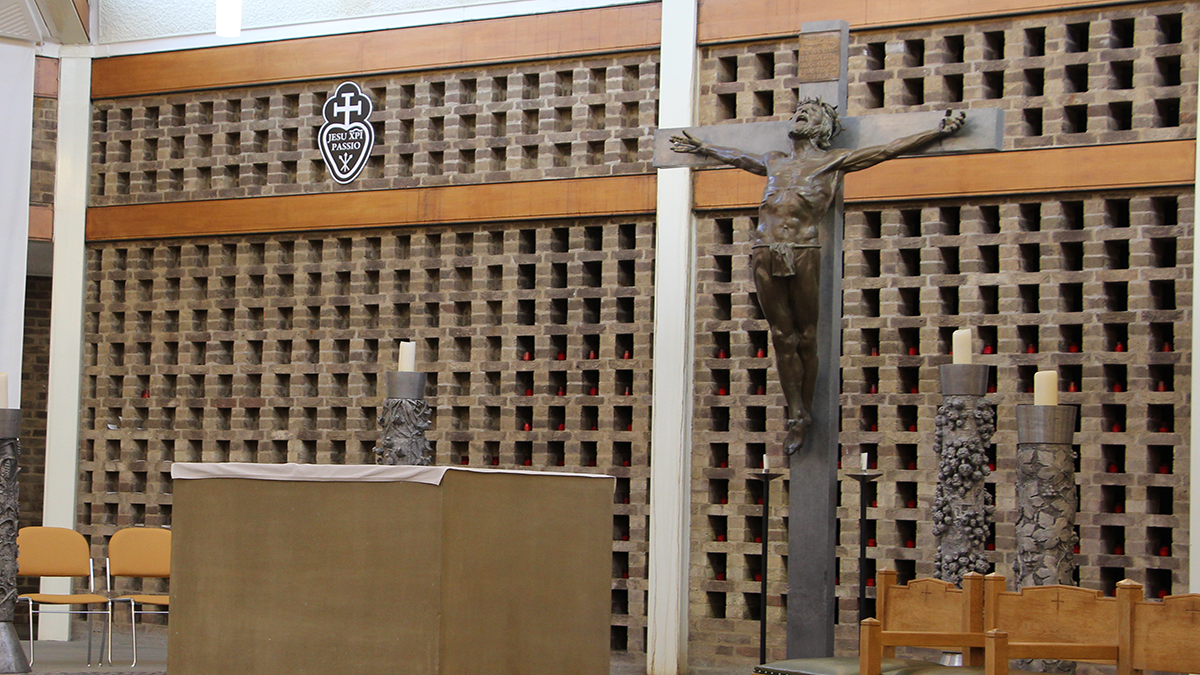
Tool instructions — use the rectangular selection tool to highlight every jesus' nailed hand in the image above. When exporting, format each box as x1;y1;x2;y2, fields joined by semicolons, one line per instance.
670;100;966;455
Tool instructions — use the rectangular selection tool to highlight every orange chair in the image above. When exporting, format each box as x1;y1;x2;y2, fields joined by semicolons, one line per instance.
1116;579;1200;675
16;527;110;667
106;527;170;666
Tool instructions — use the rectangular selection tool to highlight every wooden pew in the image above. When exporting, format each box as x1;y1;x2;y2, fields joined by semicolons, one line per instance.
980;573;1125;675
1117;579;1200;675
855;571;986;675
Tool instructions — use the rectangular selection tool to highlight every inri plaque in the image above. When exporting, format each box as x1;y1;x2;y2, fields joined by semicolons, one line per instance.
796;32;842;83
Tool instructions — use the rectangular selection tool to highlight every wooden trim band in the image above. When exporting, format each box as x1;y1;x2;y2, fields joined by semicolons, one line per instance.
92;3;662;99
85;174;658;241
694;140;1197;210
86;141;1193;241
697;0;1142;45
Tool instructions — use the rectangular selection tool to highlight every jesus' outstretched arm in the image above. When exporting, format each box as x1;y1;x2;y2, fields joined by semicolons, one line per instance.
839;111;966;173
669;129;771;176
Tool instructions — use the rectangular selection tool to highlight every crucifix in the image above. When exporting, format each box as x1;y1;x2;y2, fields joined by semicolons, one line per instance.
653;20;1003;658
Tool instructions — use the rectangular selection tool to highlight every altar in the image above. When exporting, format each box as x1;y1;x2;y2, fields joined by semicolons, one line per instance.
167;464;615;675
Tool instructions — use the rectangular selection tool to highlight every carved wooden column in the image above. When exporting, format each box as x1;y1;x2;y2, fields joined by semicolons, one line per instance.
932;364;996;585
1013;403;1078;674
0;409;29;672
1014;405;1078;585
374;372;432;466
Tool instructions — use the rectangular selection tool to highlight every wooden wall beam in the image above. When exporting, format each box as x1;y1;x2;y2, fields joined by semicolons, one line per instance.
92;3;662;99
695;140;1196;210
87;141;1193;241
86;175;657;241
697;0;1138;44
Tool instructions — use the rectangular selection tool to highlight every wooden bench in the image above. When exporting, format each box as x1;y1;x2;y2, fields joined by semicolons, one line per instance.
980;573;1121;675
757;570;984;675
1117;580;1200;675
857;571;985;675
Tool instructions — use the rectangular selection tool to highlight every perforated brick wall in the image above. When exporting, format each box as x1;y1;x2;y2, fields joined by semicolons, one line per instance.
691;189;1193;662
698;3;1196;149
88;53;659;206
689;2;1196;666
78;217;655;662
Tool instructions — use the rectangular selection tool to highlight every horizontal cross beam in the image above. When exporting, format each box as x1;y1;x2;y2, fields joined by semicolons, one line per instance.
653;108;1004;169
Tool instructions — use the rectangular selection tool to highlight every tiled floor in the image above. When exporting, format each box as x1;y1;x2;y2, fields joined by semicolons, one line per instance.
24;632;166;675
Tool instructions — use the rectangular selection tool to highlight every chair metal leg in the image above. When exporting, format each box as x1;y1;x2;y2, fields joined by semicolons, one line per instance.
86;612;92;667
23;602;33;667
99;604;109;667
130;603;137;667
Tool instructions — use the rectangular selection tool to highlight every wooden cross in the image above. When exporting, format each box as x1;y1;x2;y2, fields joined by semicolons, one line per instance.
653;20;1003;658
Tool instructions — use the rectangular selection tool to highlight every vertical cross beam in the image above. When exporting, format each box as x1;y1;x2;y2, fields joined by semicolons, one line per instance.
787;20;848;658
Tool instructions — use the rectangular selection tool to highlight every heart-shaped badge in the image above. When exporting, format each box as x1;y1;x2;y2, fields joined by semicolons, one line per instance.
318;82;376;184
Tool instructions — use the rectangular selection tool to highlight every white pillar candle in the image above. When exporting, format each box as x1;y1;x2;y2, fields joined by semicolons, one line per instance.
762;453;769;471
1034;370;1058;406
952;328;973;364
860;451;868;471
397;342;416;372
0;372;6;408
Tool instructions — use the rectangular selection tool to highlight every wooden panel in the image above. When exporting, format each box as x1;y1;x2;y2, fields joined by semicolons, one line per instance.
85;175;657;241
993;586;1117;644
34;57;58;98
28;205;52;241
884;578;963;633
698;0;1133;44
1130;595;1200;673
92;4;661;99
694;141;1197;210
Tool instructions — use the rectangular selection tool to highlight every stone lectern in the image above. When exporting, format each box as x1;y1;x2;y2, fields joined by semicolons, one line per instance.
168;464;614;675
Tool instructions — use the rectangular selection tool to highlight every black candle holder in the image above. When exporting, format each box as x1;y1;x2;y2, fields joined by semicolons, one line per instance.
752;471;782;664
848;471;882;623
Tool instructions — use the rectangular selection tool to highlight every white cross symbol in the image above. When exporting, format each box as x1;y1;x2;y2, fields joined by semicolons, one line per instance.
333;92;362;125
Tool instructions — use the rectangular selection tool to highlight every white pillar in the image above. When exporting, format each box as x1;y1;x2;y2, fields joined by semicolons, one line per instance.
647;1;697;673
0;42;35;410
40;50;92;640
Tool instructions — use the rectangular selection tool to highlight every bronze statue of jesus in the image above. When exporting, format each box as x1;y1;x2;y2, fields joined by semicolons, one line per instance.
671;99;965;454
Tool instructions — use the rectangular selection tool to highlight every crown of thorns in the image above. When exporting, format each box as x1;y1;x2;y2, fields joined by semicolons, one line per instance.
795;98;842;139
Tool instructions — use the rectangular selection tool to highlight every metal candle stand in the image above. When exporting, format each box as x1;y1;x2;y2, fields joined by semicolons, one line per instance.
0;409;29;673
374;372;433;466
848;470;881;622
933;364;996;585
752;470;781;664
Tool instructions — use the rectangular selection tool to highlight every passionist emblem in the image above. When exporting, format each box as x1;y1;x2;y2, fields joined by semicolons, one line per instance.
318;82;376;184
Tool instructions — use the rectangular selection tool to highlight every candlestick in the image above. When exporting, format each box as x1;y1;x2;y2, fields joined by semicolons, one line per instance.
397;342;416;372
952;329;972;364
1033;370;1058;406
0;373;6;409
